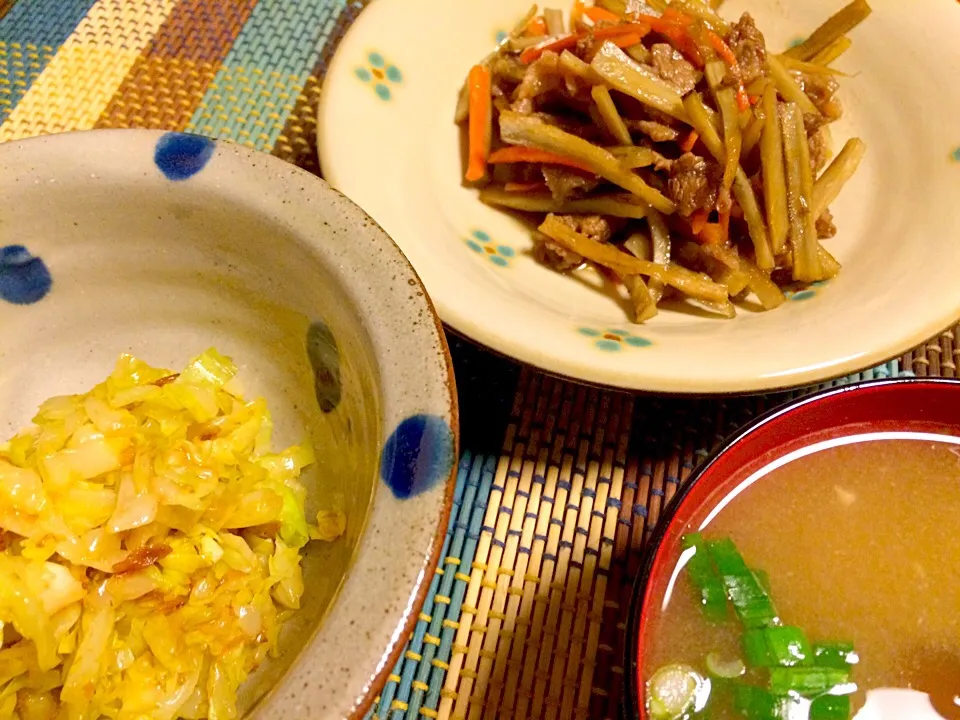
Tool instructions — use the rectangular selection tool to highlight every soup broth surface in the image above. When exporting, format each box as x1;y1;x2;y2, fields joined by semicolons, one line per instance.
643;435;960;719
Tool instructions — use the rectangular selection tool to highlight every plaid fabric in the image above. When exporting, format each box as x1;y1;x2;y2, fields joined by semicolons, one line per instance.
0;2;947;719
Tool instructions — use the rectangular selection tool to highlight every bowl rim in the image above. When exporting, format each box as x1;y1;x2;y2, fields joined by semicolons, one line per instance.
321;182;461;720
0;128;460;720
620;376;960;720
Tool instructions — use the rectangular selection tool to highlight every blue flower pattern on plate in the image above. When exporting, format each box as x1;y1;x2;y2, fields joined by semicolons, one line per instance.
154;132;215;181
578;327;652;352
381;414;455;499
355;52;403;101
785;280;828;302
466;230;515;267
0;245;52;305
951;147;960;162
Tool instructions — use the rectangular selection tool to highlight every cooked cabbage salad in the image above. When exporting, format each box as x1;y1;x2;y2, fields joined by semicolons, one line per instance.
0;350;343;719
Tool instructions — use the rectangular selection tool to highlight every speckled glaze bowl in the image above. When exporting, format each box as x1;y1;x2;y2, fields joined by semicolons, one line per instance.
0;130;458;719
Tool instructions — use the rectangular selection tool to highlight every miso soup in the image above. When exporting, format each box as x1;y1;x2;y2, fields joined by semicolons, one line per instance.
640;433;960;720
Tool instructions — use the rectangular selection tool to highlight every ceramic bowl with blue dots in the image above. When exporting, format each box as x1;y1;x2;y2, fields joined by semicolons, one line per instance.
0;129;458;720
320;0;960;393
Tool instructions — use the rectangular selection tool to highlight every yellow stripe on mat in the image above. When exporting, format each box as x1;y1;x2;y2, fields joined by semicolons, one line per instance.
0;0;177;141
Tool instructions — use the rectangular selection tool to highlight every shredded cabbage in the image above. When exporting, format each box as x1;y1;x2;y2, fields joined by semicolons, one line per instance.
0;349;344;719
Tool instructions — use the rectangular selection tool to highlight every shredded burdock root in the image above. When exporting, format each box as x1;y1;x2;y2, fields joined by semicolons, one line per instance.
457;0;871;323
0;349;344;719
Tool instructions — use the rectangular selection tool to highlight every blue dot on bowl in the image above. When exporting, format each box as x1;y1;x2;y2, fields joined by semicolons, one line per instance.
496;30;508;44
472;230;491;243
381;414;455;499
368;52;385;68
791;290;816;301
0;245;52;305
788;36;805;48
375;83;391;101
596;340;621;352
951;147;960;162
490;256;508;267
578;327;600;337
154;132;215;181
625;336;652;348
355;67;372;82
497;245;515;258
386;65;402;83
466;240;483;253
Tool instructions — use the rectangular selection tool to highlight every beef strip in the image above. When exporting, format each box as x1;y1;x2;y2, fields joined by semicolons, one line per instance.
796;71;843;120
666;153;722;217
510;51;562;112
727;13;767;86
555;213;614;243
627;118;680;142
816;208;837;239
650;43;701;95
534;237;584;272
542;166;599;202
534;214;617;271
808;126;830;174
645;145;675;172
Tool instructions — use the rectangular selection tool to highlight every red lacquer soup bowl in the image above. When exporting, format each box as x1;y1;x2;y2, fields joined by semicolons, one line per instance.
623;378;960;720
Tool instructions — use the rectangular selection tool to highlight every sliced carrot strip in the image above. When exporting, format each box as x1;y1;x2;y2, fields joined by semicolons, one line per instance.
520;22;650;63
570;0;586;30
637;12;703;66
465;65;492;183
679;130;700;153
524;16;548;37
705;29;737;67
661;7;694;27
698;223;725;245
690;210;709;235
611;32;643;48
705;28;749;111
520;36;578;63
584;6;622;23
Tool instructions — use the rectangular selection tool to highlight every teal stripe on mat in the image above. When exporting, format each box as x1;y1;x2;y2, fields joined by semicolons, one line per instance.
0;0;98;122
364;359;911;719
185;0;347;148
365;451;497;720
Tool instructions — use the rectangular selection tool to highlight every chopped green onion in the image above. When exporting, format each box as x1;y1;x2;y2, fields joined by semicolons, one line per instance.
705;652;745;679
812;643;859;669
646;664;707;720
768;667;851;696
682;533;728;622
734;685;796;720
721;571;778;629
706;538;750;575
707;539;779;628
742;626;811;667
810;694;852;720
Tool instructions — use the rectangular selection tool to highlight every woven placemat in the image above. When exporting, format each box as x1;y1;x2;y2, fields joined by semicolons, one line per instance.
0;2;955;719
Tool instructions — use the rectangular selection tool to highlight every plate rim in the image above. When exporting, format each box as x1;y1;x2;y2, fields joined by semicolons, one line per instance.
317;0;960;394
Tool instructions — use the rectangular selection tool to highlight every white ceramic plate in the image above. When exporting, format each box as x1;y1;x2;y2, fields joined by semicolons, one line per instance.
318;0;960;393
